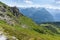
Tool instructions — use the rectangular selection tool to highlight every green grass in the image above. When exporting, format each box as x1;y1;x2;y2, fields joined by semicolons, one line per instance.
0;20;41;40
0;17;60;40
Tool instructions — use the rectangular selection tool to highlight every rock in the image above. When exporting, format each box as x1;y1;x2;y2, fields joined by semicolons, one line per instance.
0;35;7;40
0;5;6;12
10;6;23;17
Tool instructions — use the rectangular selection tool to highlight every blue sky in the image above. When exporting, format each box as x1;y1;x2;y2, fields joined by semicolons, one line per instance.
0;0;60;9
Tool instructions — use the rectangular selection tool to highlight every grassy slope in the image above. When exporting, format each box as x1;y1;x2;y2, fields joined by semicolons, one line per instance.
0;2;60;40
0;17;60;40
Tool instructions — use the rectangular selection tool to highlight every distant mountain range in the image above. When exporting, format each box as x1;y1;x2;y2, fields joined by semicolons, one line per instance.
19;7;55;23
47;8;60;21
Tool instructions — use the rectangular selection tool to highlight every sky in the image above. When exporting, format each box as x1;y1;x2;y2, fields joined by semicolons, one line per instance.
0;0;60;9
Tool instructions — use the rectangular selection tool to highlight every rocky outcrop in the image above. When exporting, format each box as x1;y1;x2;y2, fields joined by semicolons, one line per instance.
9;6;23;17
0;2;23;25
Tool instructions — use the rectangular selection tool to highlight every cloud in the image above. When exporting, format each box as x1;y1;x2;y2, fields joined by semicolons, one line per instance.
56;1;60;4
55;0;60;4
24;0;33;5
0;0;60;9
37;4;60;9
19;4;60;9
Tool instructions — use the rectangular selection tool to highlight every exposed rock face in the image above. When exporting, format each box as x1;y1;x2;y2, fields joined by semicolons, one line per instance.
0;6;6;12
10;6;23;17
0;2;23;25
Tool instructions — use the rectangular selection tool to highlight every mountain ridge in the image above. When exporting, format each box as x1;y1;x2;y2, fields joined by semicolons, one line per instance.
19;7;54;24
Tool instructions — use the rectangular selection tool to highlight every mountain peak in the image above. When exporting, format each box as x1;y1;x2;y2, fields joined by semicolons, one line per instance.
20;7;54;23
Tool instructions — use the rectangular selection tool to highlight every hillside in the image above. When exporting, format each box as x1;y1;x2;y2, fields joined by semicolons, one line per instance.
0;2;60;40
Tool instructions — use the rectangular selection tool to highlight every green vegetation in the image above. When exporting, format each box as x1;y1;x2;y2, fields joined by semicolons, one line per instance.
0;17;60;40
0;1;60;40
